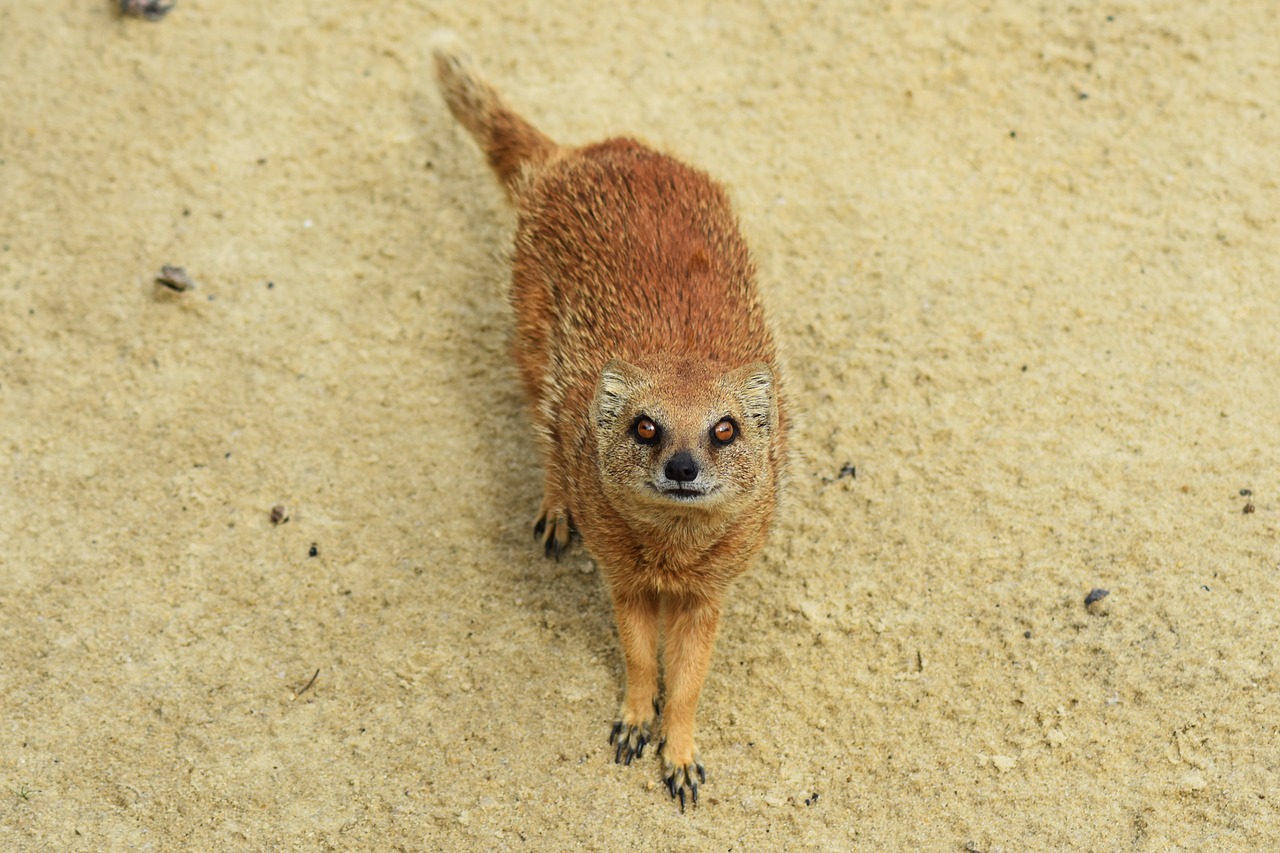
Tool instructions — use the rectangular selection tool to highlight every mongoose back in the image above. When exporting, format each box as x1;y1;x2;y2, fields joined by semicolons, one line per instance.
433;37;788;809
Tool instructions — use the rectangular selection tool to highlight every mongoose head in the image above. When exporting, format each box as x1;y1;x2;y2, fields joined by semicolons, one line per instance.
589;357;778;515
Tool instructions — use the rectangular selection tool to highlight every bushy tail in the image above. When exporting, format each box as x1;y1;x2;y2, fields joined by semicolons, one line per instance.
432;33;559;202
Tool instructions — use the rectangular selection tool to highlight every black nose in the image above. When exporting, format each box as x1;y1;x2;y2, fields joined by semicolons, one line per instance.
665;450;699;483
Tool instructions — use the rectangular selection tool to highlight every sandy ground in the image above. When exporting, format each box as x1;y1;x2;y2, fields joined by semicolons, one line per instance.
2;1;1278;850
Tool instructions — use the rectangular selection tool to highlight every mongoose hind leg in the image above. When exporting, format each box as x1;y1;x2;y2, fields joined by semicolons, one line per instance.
532;503;574;560
608;589;660;765
532;466;575;559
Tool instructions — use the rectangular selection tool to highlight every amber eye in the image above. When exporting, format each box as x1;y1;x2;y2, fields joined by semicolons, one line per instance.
633;417;660;445
712;419;737;446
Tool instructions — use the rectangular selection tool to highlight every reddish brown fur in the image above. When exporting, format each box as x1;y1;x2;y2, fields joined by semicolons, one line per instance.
434;39;787;808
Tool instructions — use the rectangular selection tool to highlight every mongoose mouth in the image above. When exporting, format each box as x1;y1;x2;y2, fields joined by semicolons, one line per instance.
654;484;716;503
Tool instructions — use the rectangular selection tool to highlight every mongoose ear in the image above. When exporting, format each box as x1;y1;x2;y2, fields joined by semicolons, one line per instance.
727;362;777;433
591;358;647;431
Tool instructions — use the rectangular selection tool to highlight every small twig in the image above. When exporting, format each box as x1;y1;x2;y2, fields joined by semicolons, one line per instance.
294;668;320;698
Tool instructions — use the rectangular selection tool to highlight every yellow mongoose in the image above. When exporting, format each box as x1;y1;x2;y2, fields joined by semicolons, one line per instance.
433;38;788;808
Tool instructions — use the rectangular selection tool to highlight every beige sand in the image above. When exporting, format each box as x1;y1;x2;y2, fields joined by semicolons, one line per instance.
2;1;1277;849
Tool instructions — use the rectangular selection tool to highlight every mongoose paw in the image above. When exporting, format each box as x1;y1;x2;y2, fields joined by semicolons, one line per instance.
532;507;574;560
660;746;706;812
608;719;652;766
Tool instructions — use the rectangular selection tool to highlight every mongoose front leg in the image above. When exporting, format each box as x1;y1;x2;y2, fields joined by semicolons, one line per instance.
607;589;660;765
659;593;721;809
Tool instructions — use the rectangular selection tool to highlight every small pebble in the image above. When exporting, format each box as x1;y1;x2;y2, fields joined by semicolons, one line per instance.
156;264;196;292
1084;588;1110;615
120;0;175;21
270;505;289;525
309;543;319;558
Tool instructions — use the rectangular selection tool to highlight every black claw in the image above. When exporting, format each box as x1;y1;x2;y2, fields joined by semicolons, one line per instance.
610;723;654;767
533;518;546;538
691;782;699;805
678;787;686;812
697;763;706;784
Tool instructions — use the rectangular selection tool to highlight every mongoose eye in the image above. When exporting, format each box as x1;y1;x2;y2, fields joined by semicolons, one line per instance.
633;417;661;445
711;419;737;446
